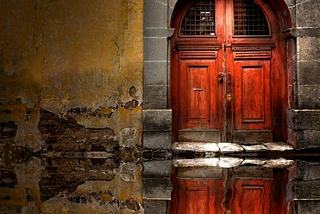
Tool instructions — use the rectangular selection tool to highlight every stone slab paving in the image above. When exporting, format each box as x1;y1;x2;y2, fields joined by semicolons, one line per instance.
173;142;294;153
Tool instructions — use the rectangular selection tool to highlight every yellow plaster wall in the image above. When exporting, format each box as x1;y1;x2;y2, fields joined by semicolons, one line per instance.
1;0;143;122
0;0;143;213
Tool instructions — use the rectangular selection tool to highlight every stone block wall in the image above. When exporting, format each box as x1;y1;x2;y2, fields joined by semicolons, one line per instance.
286;0;320;213
287;161;320;214
142;0;177;212
286;0;320;150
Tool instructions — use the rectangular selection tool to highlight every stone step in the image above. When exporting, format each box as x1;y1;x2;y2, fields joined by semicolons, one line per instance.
173;141;294;153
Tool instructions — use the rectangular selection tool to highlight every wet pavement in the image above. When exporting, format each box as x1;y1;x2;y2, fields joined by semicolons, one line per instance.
1;135;320;213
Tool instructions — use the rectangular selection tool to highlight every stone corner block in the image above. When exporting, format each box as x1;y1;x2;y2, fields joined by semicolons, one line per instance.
287;109;320;130
143;200;168;214
143;177;172;200
143;131;172;150
295;129;320;150
143;85;168;109
143;160;172;178
143;109;172;132
287;180;320;200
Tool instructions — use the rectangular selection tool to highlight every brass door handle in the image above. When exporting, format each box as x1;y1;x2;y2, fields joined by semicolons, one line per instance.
226;92;232;102
193;88;203;91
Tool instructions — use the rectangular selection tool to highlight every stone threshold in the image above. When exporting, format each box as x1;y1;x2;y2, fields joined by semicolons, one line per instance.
173;142;294;153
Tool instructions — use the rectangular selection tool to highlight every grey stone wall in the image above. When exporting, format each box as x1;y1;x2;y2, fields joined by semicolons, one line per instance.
286;0;320;213
143;0;175;150
143;0;177;213
286;161;320;214
286;0;320;150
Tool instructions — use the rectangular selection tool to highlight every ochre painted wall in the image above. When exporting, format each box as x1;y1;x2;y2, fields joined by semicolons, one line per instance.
0;0;143;213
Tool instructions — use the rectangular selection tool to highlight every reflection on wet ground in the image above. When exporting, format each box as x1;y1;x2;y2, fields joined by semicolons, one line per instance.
1;134;320;213
144;145;320;214
0;111;143;213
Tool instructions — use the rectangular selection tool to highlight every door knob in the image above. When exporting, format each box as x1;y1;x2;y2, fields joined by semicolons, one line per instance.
226;92;232;102
225;209;232;214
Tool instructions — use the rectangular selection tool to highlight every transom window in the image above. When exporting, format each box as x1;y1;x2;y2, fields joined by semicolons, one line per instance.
234;0;269;35
180;0;270;36
180;0;216;36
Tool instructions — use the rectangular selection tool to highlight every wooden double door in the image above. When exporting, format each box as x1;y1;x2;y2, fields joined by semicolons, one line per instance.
170;167;287;214
171;0;286;143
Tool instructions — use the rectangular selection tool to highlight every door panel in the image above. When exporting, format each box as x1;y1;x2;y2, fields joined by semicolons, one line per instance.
170;167;287;214
232;180;272;214
174;179;225;214
234;60;271;130
179;59;218;130
187;66;210;125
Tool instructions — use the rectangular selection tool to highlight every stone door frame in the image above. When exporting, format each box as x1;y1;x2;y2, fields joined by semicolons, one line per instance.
142;0;300;213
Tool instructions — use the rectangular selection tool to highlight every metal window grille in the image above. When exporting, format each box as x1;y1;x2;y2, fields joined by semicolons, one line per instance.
234;0;269;36
180;0;216;36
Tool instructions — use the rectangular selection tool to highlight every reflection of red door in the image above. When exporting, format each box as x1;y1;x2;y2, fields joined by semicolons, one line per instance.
171;0;287;143
170;167;288;214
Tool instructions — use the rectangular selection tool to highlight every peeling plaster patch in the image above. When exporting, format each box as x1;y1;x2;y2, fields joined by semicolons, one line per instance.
0;121;17;141
125;198;141;211
39;108;119;153
124;99;139;110
39;157;118;201
62;107;113;119
0;143;31;167
41;190;143;213
0;121;32;168
120;128;136;148
0;169;18;188
129;86;137;97
120;163;136;182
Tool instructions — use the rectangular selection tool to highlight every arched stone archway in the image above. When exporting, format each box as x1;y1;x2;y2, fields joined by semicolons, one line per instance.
143;0;320;213
143;0;293;150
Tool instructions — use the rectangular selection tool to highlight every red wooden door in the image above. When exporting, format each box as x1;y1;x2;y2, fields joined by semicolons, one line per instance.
171;0;286;143
170;167;288;214
175;179;225;214
232;180;272;214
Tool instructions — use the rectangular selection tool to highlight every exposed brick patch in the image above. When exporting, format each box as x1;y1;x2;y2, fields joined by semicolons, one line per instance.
38;109;121;201
38;109;119;153
0;168;18;188
0;121;17;142
39;157;119;201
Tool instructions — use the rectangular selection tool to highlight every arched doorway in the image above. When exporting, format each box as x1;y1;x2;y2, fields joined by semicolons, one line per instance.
170;0;288;143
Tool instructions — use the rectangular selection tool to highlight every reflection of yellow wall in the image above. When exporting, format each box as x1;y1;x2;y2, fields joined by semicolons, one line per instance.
0;0;143;213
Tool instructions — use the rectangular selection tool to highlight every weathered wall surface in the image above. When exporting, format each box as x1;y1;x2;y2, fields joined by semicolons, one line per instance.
285;0;320;213
286;0;320;150
0;0;143;213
